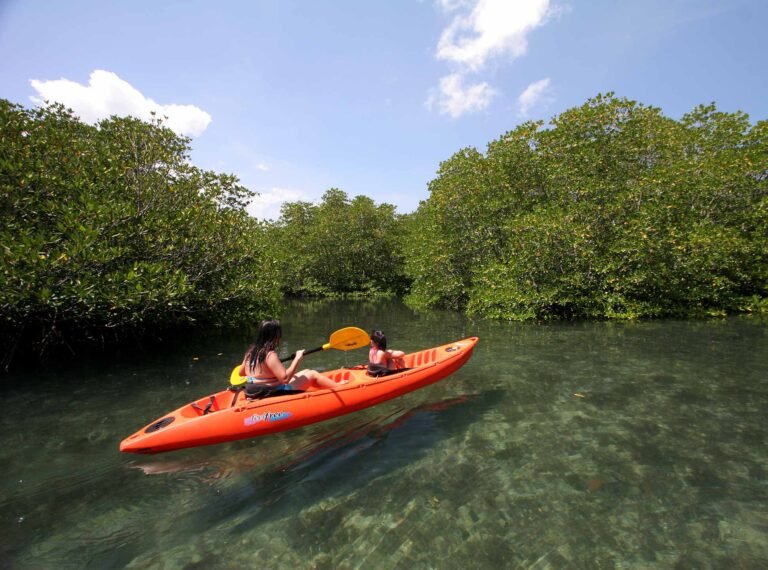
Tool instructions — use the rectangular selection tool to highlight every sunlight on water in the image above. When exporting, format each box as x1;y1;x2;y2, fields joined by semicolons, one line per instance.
1;300;767;568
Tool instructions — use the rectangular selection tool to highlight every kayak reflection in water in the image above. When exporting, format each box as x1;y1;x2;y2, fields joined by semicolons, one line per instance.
241;319;344;398
367;330;406;377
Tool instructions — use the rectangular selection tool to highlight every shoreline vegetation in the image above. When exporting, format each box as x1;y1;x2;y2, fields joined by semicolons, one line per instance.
1;94;766;370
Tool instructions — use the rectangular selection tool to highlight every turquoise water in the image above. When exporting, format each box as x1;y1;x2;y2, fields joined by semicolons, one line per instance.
1;300;767;568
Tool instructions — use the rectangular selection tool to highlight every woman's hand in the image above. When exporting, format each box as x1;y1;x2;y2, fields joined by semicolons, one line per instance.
293;349;306;362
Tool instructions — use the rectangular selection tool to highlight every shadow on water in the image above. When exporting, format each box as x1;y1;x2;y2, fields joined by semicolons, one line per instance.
166;389;501;536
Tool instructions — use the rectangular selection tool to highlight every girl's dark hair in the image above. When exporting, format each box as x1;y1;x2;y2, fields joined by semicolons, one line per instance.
246;319;282;371
370;330;387;350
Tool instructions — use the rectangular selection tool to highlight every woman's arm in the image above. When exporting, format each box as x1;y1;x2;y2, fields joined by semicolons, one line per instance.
265;350;305;383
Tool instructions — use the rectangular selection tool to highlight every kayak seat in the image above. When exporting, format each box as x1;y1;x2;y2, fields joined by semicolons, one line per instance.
366;366;411;378
245;388;305;400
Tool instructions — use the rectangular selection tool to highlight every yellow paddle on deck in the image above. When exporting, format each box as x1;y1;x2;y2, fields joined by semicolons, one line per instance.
229;326;370;387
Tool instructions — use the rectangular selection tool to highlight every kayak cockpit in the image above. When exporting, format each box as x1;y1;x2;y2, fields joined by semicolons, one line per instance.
180;348;447;418
181;391;239;418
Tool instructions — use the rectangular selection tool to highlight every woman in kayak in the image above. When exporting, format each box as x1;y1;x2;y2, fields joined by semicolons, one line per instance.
242;319;342;398
368;330;406;376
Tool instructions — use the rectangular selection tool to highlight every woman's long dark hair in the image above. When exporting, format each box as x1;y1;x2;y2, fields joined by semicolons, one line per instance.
245;319;282;371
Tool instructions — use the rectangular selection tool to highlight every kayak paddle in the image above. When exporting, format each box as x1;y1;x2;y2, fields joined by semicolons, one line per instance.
230;326;370;386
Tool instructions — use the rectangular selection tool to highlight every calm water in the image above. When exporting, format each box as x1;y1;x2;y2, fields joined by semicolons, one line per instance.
1;300;767;569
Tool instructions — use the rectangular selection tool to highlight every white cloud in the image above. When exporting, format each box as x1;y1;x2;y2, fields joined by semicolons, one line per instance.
429;0;556;118
255;163;270;172
436;0;552;71
246;187;309;221
517;77;552;117
435;0;473;12
29;70;212;137
427;72;496;118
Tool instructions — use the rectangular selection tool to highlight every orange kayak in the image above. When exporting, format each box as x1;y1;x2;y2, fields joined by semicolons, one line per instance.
120;337;479;454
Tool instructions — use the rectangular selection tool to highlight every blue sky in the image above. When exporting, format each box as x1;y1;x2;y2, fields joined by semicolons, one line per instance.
1;0;766;219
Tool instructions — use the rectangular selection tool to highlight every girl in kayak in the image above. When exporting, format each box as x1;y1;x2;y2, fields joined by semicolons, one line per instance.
368;330;406;376
241;319;342;398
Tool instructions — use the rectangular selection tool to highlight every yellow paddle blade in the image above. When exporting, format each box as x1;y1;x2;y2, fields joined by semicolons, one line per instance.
230;365;246;387
325;327;370;351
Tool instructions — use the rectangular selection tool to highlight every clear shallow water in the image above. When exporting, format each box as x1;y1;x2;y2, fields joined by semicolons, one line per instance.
1;300;767;569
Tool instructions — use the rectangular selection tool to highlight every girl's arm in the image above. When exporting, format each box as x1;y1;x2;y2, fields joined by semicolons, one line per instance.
388;349;405;369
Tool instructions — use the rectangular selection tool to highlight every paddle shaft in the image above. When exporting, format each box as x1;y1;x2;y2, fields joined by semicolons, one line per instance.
279;327;370;363
280;346;324;363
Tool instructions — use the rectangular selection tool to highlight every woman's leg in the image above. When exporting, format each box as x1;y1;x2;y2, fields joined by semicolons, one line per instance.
290;369;346;390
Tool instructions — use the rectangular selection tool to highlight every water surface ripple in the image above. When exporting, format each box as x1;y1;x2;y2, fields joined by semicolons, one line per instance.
1;300;766;568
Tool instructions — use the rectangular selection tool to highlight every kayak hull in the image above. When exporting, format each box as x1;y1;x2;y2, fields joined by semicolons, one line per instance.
120;336;478;454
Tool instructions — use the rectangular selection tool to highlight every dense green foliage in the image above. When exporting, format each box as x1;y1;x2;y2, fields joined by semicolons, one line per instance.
2;93;765;368
404;94;768;319
268;188;408;298
0;100;280;368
